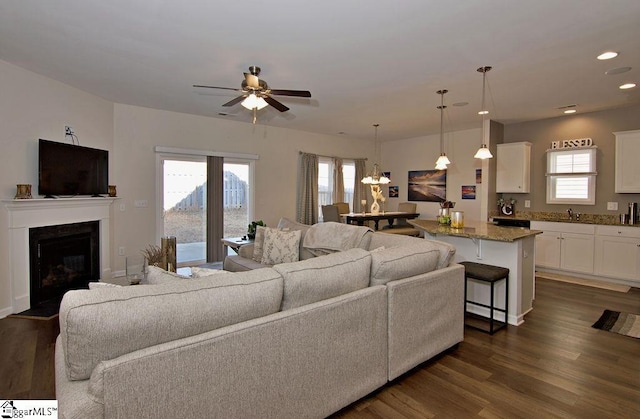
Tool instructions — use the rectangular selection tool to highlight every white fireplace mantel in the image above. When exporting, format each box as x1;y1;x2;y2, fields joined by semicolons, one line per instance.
3;197;116;314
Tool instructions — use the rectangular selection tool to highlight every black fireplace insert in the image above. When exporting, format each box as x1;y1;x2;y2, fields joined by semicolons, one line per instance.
29;221;99;306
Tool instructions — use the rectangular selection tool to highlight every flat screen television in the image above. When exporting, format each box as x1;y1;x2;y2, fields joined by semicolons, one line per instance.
38;139;109;197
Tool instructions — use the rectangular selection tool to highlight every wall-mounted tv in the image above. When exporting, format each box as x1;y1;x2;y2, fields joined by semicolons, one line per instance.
38;139;109;197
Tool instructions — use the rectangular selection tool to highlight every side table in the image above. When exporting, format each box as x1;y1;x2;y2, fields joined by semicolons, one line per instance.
221;236;254;255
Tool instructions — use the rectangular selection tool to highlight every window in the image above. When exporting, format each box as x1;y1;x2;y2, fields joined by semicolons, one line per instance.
546;148;597;205
318;158;356;219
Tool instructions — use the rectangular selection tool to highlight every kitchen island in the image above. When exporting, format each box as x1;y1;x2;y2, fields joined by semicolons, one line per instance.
409;219;542;326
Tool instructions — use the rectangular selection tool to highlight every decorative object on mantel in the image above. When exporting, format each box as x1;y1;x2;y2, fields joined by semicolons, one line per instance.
474;66;494;160
14;184;32;199
498;197;516;216
15;184;32;199
108;185;117;197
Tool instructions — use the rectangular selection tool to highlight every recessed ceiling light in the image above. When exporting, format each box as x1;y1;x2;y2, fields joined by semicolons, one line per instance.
620;83;637;89
597;51;618;60
606;67;632;75
564;109;577;114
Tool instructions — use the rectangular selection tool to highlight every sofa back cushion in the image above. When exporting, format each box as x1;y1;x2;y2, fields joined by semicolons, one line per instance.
368;233;455;270
60;268;283;381
370;243;441;286
274;248;371;311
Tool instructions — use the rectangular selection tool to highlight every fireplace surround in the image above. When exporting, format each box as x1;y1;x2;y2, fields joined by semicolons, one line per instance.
3;197;115;315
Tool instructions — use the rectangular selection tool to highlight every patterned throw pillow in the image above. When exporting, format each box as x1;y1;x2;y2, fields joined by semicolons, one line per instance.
88;281;123;289
261;228;301;265
190;267;230;277
145;265;190;284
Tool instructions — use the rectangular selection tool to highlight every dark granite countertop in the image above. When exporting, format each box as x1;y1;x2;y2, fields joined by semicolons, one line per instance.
409;219;542;243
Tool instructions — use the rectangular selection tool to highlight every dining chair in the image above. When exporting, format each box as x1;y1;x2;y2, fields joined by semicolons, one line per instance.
333;202;350;215
321;205;341;222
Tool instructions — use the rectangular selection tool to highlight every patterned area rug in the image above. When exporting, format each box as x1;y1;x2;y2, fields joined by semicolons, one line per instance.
592;310;640;339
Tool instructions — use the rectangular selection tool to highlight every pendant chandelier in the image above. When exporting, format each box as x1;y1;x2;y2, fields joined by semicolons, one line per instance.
434;89;450;170
361;124;390;185
474;66;494;159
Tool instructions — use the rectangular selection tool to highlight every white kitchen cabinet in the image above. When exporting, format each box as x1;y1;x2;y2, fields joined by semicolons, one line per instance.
531;221;595;275
614;129;640;193
534;230;561;269
594;225;640;282
496;142;531;193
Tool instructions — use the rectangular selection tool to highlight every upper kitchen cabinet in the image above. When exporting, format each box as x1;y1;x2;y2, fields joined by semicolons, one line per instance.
496;142;531;193
615;129;640;193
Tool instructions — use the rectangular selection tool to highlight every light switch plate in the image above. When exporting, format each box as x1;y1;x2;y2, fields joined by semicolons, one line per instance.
524;200;531;208
607;202;618;211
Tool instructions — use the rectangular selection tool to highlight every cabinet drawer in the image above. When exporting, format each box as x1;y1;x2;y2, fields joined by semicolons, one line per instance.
530;221;595;234
595;225;640;238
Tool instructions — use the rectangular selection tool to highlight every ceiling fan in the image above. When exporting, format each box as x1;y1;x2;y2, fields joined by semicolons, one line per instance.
194;66;311;123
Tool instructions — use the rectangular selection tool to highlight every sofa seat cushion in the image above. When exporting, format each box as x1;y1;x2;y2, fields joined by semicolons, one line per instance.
274;248;372;311
60;268;283;381
370;243;441;286
223;254;271;271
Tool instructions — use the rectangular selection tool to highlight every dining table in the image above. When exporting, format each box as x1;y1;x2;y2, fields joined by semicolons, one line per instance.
343;211;420;231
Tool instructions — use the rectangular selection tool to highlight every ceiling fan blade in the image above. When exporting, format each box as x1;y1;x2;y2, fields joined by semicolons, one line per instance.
269;89;312;98
263;96;290;112
244;73;260;89
222;95;246;107
193;84;243;92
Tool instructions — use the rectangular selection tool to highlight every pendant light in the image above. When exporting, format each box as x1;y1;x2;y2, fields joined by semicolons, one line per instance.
361;124;390;185
474;66;493;159
435;89;450;170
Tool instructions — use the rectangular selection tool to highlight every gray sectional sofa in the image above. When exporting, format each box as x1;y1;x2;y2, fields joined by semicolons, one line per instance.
55;219;464;419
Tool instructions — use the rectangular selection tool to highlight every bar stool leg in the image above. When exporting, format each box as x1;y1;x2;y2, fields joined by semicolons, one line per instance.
489;281;495;334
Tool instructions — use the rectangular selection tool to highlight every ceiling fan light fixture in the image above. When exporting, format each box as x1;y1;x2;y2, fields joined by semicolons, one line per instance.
241;94;268;110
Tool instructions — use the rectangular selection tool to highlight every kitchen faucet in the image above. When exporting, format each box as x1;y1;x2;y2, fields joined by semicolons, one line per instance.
567;208;573;220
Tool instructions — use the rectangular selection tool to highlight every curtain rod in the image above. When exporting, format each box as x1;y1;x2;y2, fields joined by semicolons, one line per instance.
298;151;367;161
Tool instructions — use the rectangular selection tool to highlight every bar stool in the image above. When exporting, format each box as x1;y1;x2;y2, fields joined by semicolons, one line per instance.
460;261;509;334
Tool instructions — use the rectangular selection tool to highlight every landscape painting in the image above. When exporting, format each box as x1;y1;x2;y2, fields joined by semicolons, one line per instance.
462;185;476;199
408;170;446;202
389;185;399;198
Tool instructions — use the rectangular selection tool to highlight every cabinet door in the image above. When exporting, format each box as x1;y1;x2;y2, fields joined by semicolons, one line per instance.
496;142;531;193
560;233;594;274
615;130;640;193
594;235;640;282
535;231;561;268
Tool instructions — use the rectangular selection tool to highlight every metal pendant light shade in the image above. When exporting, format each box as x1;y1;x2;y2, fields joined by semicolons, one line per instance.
475;66;493;160
435;89;450;170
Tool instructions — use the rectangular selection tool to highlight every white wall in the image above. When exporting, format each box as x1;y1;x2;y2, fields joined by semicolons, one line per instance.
380;128;485;222
110;105;374;273
0;60;114;315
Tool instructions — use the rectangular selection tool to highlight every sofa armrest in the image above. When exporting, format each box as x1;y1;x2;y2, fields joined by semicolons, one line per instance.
386;264;465;380
238;243;255;258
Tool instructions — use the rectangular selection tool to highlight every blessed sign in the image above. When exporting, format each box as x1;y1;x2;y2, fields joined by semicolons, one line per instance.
550;137;593;149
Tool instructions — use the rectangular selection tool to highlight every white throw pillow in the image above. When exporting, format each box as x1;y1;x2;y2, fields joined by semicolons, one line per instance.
145;265;190;285
261;228;301;265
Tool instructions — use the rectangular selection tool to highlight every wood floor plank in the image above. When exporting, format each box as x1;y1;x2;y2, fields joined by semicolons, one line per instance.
1;278;639;418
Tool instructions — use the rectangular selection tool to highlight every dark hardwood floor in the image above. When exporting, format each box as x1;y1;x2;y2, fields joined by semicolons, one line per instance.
1;278;638;418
